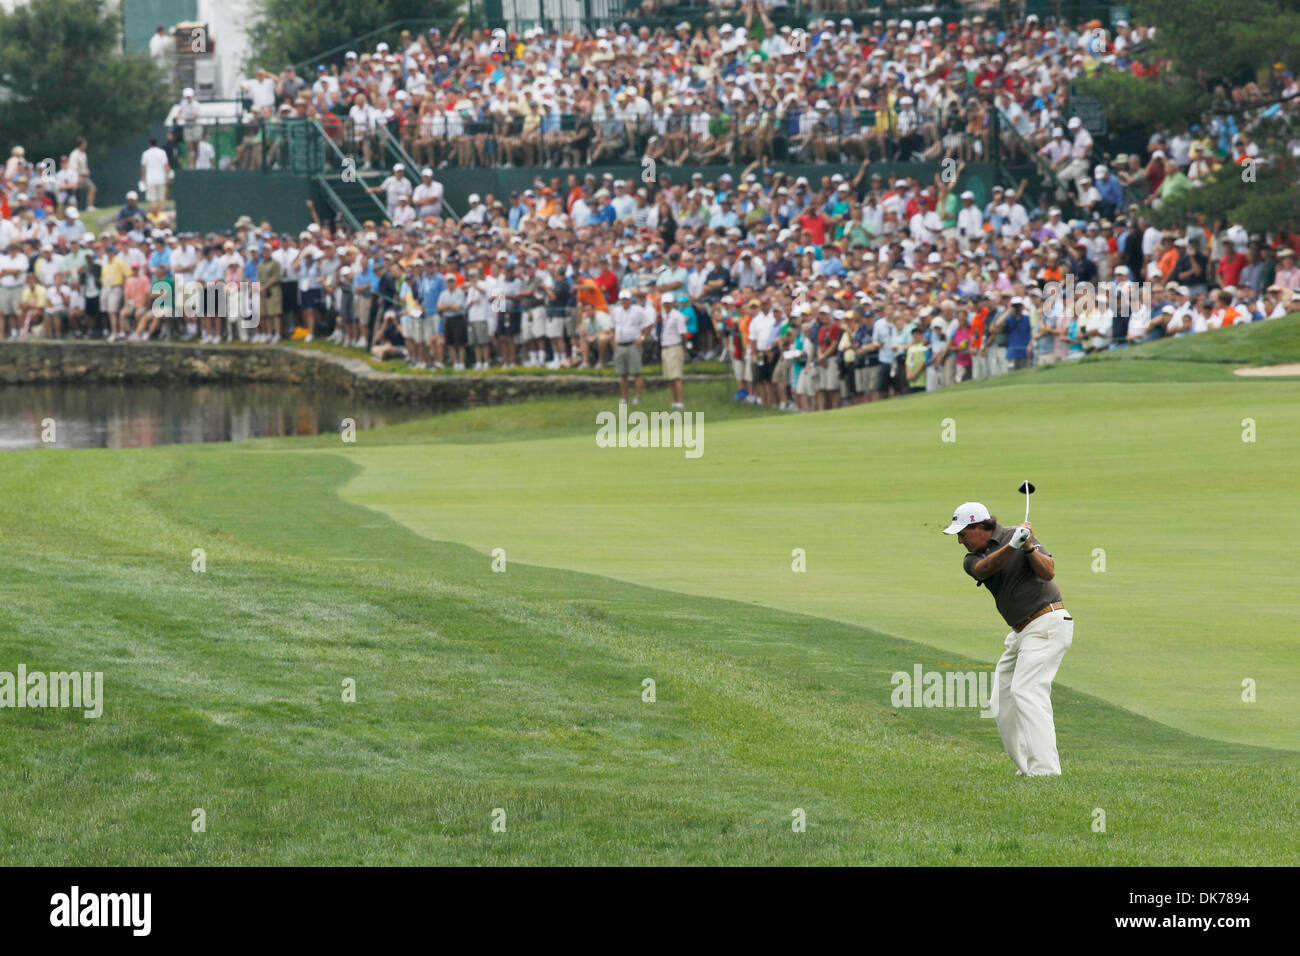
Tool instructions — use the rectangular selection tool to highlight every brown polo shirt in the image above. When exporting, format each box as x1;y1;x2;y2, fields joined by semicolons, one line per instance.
963;524;1063;629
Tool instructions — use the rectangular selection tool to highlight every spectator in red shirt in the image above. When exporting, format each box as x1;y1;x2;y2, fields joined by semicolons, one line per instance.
1217;241;1248;288
595;262;619;303
816;314;843;410
798;209;827;246
1145;151;1168;196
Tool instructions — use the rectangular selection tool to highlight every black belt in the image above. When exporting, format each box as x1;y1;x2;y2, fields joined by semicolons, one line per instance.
617;340;638;346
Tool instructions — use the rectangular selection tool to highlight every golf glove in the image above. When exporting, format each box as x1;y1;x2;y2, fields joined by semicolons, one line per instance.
1009;526;1031;549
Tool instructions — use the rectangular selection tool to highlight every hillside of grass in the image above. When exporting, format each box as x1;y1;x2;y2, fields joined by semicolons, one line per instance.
1099;312;1300;365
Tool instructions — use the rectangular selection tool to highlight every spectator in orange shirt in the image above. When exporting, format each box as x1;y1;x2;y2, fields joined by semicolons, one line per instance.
537;187;557;220
1208;289;1241;328
1157;237;1180;282
970;297;989;379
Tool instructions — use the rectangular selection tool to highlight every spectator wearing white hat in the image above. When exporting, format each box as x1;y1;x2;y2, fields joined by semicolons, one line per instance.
610;288;654;404
412;168;443;219
1036;127;1071;187
0;237;28;338
461;192;488;226
54;156;80;208
244;67;278;112
956;190;983;251
177;87;203;166
1273;246;1300;291
366;163;412;221
57;206;85;242
347;92;382;169
391;193;416;227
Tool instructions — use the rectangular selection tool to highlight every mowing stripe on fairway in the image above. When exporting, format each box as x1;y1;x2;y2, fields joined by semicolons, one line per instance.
3;445;1296;864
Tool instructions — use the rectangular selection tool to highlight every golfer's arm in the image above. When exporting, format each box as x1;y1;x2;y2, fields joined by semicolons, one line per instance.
971;543;1017;579
1026;545;1055;580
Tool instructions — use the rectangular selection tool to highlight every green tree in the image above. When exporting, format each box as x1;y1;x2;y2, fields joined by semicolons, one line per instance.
0;0;169;162
246;0;465;74
1079;0;1300;232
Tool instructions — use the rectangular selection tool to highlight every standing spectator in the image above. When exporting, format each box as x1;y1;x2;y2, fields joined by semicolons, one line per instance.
177;89;203;166
925;314;948;391
348;93;381;170
120;264;150;340
610;289;654;405
956;191;983;250
659;295;688;410
148;26;173;61
366;164;411;220
437;272;468;371
68;138;96;210
139;139;171;215
465;264;492;371
1000;297;1033;370
904;326;927;393
412;168;443;219
952;310;974;382
257;245;282;343
245;68;279;113
193;130;215;170
0;238;28;338
98;240;128;340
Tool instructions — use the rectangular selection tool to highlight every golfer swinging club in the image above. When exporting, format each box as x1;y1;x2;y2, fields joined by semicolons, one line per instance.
943;495;1073;776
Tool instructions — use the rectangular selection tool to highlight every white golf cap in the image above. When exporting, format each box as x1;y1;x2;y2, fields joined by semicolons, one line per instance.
183;88;194;97
943;502;991;534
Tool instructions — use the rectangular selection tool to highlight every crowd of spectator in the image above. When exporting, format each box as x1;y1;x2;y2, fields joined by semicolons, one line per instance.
211;6;1173;174
2;7;1296;413
192;0;1298;263
3;155;1297;412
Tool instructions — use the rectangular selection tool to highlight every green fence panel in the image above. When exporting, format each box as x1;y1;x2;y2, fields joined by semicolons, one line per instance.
175;170;315;234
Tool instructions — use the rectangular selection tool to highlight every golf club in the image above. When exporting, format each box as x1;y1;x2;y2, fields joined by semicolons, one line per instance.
1019;480;1035;524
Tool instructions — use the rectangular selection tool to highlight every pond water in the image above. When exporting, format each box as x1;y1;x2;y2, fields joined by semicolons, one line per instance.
0;384;433;450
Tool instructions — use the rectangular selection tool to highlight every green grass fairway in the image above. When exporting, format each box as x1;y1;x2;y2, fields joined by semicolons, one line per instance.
2;324;1298;865
342;374;1300;752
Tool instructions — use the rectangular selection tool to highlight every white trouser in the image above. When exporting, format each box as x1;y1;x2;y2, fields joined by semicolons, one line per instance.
971;350;989;380
1058;159;1089;197
992;608;1073;775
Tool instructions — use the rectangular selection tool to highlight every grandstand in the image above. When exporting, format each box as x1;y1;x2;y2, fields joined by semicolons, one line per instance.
170;2;1145;230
